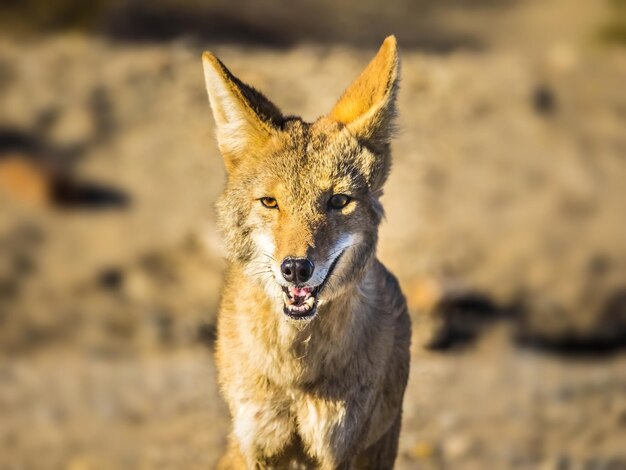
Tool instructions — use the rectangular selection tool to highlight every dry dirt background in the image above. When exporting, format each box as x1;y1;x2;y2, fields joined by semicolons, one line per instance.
0;0;625;468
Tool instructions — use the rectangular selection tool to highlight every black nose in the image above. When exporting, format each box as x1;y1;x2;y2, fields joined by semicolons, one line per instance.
281;257;314;283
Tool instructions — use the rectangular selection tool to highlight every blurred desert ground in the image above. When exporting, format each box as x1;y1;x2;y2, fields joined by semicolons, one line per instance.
1;0;626;468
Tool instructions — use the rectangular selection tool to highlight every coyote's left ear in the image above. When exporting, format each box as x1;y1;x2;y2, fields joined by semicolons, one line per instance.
202;52;283;173
329;36;399;151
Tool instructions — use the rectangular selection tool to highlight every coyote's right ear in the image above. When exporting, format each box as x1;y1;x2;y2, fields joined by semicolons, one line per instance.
202;52;283;172
329;36;399;152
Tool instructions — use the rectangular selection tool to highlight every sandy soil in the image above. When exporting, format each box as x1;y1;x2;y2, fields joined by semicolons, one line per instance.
1;0;625;467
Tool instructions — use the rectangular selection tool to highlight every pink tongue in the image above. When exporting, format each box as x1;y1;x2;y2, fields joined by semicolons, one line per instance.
289;287;312;297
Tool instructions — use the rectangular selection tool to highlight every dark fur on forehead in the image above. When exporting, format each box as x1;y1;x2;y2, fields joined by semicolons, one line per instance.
281;118;310;157
281;116;307;132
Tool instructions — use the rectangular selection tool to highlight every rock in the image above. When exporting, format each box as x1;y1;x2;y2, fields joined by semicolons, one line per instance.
408;440;439;460
443;434;474;460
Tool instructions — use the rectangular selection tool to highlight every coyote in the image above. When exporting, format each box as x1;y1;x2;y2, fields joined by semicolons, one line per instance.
202;36;411;469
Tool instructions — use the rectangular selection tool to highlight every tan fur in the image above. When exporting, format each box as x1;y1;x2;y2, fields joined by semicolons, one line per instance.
202;36;411;469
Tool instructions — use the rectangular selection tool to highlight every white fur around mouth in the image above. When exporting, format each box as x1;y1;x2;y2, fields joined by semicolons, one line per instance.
282;286;319;319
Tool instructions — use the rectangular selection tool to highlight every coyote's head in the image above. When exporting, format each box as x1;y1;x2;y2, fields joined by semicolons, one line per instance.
202;36;399;321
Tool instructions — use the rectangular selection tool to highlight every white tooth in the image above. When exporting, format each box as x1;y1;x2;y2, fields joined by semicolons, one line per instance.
283;292;292;305
305;296;315;307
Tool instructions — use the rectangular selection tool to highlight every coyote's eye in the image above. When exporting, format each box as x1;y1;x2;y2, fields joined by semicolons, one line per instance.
260;197;278;209
328;194;351;210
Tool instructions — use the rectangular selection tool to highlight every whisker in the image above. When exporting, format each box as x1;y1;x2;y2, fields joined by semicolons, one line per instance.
260;253;277;262
249;269;274;277
323;243;360;263
248;260;273;267
246;267;274;278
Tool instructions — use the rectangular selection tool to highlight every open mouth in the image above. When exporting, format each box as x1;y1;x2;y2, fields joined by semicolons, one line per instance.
280;250;346;320
282;286;319;319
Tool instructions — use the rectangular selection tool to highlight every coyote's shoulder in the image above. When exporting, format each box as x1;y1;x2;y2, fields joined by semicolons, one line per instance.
202;36;411;469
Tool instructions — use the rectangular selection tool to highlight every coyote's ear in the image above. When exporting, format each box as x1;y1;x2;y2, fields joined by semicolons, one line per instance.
329;36;399;151
202;52;283;172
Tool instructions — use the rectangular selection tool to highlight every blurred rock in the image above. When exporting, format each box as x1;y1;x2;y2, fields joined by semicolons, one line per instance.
533;84;557;115
408;440;439;461
0;154;52;207
442;434;474;460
